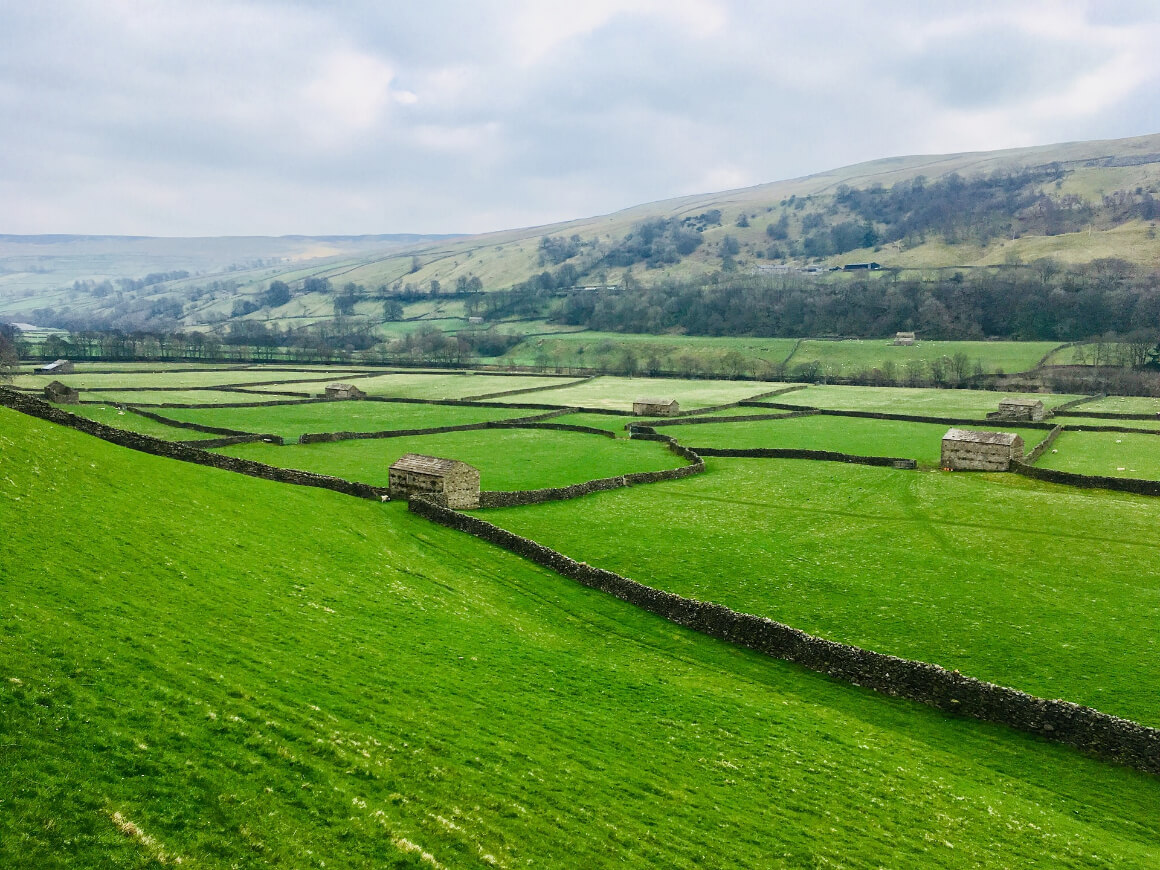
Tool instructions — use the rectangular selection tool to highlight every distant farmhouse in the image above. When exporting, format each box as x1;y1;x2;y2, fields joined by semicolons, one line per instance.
892;332;916;346
36;359;74;375
842;262;882;271
322;383;366;400
43;380;79;405
987;398;1046;422
388;454;481;509
633;398;680;417
941;428;1024;471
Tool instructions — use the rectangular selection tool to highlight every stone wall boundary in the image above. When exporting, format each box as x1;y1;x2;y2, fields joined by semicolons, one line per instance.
1024;426;1063;464
126;407;282;441
0;388;387;501
477;432;704;508
1050;394;1105;413
1054;410;1160;421
738;402;1058;429
298;419;618;444
407;495;1160;776
689;447;917;468
1012;461;1160;497
644;411;816;427
459;376;595;401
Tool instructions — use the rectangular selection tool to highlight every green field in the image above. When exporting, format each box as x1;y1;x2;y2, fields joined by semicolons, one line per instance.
786;340;1061;377
1036;430;1160;479
10;369;370;391
495;375;784;411
501;333;803;373
5;408;1160;867
1074;396;1160;415
153;401;538;442
663;414;1045;463
218;427;686;490
246;373;579;400
65;404;223;441
74;389;300;406
481;459;1160;726
780;384;1084;416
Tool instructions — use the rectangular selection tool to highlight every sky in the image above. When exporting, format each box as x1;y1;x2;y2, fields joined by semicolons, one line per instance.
2;0;1159;237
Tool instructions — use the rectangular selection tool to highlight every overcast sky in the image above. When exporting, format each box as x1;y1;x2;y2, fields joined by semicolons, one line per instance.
2;0;1158;237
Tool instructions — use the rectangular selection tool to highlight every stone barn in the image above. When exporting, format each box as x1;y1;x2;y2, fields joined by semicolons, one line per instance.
36;359;74;375
389;453;481;509
633;398;680;417
323;382;366;399
892;331;916;346
941;428;1024;471
986;398;1046;422
43;380;79;404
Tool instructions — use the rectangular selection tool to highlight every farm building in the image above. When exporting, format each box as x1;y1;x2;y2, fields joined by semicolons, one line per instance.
633;398;680;417
389;453;481;509
987;398;1046;422
323;383;367;399
43;380;79;404
36;359;74;375
892;332;916;346
941;428;1024;471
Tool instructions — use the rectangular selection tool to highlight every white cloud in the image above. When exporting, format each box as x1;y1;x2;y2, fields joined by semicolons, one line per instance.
0;0;1157;236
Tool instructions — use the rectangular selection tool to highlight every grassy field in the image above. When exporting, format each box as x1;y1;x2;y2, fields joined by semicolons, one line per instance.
786;339;1061;377
500;333;803;372
152;401;539;441
1036;430;1160;479
496;375;785;411
661;415;1046;463
5;408;1160;867
71;389;300;406
781;384;1084;416
1075;395;1160;415
246;373;579;400
65;404;223;441
218;427;686;490
481;458;1160;727
9;369;371;391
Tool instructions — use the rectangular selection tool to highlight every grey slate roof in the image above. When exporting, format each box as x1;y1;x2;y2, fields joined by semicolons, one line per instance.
389;453;470;476
998;398;1044;409
942;427;1021;446
635;398;677;406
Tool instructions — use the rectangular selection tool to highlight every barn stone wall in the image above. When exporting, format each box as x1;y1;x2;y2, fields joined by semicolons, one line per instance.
408;495;1160;776
941;438;1021;471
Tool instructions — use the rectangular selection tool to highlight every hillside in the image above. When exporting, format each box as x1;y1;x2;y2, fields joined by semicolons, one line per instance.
5;401;1160;866
2;133;1159;342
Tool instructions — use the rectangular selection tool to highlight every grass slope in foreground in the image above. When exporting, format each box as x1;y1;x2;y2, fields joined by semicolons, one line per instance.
2;410;1160;867
481;458;1160;726
217;426;686;490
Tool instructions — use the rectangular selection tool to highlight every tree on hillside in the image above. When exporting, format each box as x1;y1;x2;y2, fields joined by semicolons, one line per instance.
0;324;19;382
261;280;291;308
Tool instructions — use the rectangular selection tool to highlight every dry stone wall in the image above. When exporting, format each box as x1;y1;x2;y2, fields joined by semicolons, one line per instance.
408;496;1160;776
1012;462;1160;497
0;388;387;500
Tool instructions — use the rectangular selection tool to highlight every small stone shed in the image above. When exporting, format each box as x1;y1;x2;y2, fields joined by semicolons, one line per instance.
43;380;80;404
986;398;1046;422
941;428;1024;471
36;359;74;375
633;398;680;417
323;382;366;399
892;331;916;346
389;453;481;509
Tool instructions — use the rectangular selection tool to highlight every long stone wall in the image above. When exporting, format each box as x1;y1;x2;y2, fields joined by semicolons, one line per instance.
1023;426;1063;463
644;411;814;427
0;388;387;501
1012;461;1160;497
407;495;1160;776
691;446;917;469
298;419;616;444
128;407;284;442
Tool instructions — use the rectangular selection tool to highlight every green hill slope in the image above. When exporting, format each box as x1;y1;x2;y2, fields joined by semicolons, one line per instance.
3;408;1160;866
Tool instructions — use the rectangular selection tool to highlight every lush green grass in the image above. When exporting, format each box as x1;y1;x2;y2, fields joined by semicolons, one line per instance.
1076;396;1160;415
1036;430;1160;479
10;369;368;390
662;414;1045;463
218;427;686;490
786;340;1061;377
783;384;1084;416
73;390;293;406
481;458;1160;726
499;375;784;411
65;404;222;441
5;409;1160;867
246;373;579;400
153;401;538;441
